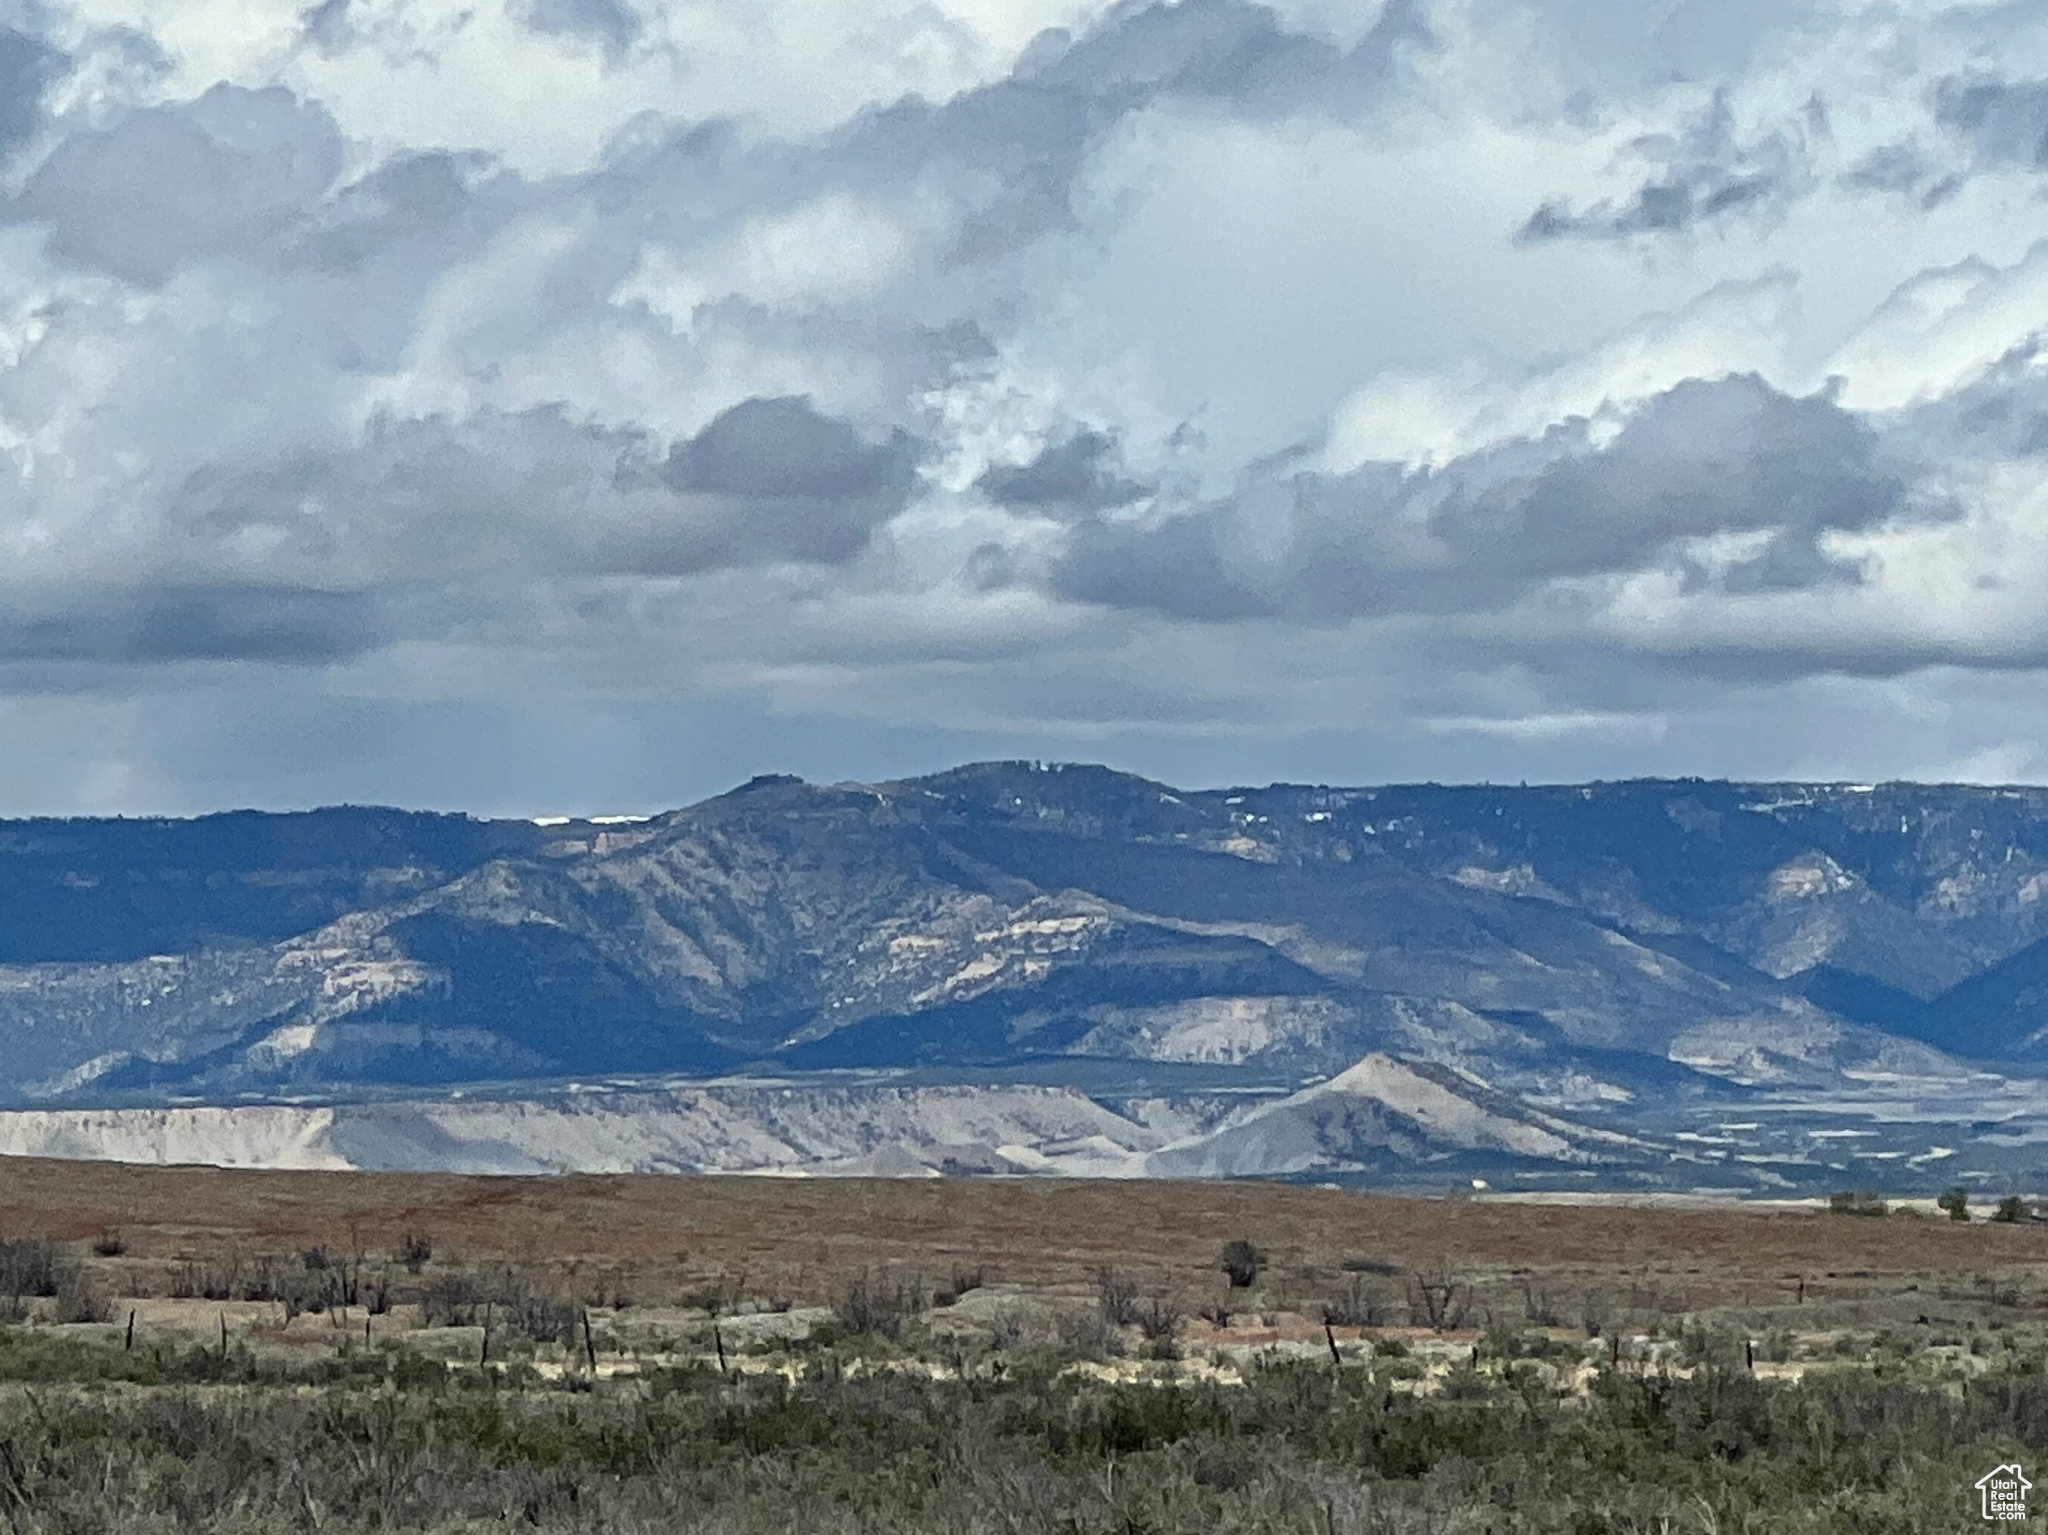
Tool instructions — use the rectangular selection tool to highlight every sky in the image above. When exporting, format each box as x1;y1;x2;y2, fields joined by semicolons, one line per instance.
5;0;2048;814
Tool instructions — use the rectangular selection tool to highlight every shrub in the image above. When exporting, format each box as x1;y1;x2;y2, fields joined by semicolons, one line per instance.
419;1273;491;1328
397;1233;433;1273
836;1270;924;1341
89;1230;125;1258
238;1258;280;1305
1992;1195;2028;1224
1054;1310;1122;1360
1095;1267;1140;1327
1409;1261;1468;1331
680;1281;730;1316
506;1283;579;1348
0;1239;66;1315
1136;1298;1182;1343
0;1324;2035;1531
1323;1277;1392;1328
170;1252;245;1301
1938;1187;1970;1222
1829;1189;1888;1218
54;1273;110;1325
1218;1239;1263;1289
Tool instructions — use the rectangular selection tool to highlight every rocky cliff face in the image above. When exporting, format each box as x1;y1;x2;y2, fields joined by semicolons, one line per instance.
6;765;2048;1184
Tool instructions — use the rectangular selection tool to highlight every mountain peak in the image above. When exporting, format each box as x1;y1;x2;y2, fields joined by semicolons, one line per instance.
734;773;808;793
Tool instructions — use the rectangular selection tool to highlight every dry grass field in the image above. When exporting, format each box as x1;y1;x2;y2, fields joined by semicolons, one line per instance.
4;1158;2048;1532
3;1155;2045;1323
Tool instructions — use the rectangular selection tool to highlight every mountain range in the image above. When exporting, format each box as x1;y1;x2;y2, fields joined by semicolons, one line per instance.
5;764;2048;1188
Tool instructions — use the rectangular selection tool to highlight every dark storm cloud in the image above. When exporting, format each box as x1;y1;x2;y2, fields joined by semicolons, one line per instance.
8;85;345;285
164;399;921;596
1053;375;1915;623
976;429;1150;511
0;26;62;154
14;399;925;673
518;0;644;57
0;586;388;667
652;396;920;564
1517;89;1819;243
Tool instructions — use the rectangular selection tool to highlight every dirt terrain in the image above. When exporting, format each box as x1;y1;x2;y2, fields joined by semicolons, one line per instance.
3;1156;2044;1322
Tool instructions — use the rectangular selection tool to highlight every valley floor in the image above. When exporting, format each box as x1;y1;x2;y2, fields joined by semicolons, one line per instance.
5;1156;2048;1322
3;1161;2048;1531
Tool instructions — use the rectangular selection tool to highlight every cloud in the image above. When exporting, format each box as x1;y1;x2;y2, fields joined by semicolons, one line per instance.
0;585;387;667
149;398;922;598
816;0;1432;272
1322;273;1798;470
1838;142;1961;210
0;392;931;687
0;26;62;154
1021;0;1432;118
1839;71;2048;209
300;0;355;54
615;195;914;326
653;395;922;563
1934;75;2048;173
278;147;513;288
517;0;644;58
1516;89;1821;243
1052;375;1915;624
977;427;1150;509
8;84;345;285
10;0;2048;809
1825;242;2048;413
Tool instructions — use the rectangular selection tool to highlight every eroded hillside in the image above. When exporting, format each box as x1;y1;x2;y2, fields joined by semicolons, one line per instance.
5;766;2048;1185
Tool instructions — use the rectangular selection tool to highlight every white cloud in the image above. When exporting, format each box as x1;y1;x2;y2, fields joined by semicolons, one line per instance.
1419;709;1672;744
1324;271;1799;469
1827;240;2048;412
616;195;914;335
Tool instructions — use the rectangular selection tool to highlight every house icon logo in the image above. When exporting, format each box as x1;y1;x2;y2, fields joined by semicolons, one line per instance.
1978;1463;2031;1521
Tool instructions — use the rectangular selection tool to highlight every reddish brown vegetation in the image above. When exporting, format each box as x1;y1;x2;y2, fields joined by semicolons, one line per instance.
3;1157;2045;1319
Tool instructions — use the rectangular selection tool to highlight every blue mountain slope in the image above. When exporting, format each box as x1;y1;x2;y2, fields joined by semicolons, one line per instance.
0;766;2035;1110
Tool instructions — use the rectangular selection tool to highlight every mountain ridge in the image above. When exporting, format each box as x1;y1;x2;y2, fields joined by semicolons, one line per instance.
7;764;2048;1186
